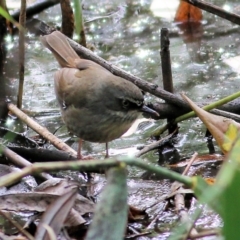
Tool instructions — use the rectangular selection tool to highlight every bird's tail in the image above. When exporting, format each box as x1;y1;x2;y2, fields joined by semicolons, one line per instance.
40;31;80;68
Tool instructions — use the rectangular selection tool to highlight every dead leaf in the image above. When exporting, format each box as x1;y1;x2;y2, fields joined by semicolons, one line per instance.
35;178;95;215
0;191;93;226
181;94;240;154
35;187;78;240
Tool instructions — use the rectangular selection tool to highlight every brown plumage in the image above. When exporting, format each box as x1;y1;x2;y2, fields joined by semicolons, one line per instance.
41;31;157;158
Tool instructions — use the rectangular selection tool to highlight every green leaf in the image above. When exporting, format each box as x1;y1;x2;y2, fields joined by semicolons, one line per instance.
86;166;128;240
221;168;240;239
0;6;22;30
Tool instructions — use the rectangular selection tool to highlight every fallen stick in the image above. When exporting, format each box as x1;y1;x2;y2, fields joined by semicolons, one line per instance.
8;103;77;158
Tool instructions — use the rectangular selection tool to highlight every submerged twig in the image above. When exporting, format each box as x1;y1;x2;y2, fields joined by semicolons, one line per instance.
135;128;178;158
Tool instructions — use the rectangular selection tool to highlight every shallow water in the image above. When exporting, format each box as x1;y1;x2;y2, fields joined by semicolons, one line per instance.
4;0;239;159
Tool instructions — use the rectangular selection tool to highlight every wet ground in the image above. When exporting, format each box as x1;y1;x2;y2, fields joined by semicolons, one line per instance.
4;0;239;158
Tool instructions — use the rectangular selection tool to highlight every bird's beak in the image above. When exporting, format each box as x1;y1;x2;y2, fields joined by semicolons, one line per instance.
140;105;159;117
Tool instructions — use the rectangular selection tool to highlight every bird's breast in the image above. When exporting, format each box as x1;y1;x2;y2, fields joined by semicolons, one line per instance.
62;105;140;143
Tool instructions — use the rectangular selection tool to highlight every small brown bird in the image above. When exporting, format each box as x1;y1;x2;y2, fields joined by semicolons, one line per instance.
41;31;158;158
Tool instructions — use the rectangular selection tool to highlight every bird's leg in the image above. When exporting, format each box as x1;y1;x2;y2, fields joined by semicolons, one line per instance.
77;139;83;159
105;142;109;158
77;139;93;160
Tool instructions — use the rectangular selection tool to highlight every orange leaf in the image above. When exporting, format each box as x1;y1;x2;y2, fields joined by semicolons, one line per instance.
175;1;202;22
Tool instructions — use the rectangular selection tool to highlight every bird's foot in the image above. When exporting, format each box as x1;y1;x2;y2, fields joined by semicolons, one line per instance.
77;154;94;160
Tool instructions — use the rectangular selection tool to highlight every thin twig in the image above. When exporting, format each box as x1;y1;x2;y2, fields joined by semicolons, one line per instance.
135;128;178;157
11;0;60;20
183;0;240;25
182;152;198;176
17;0;26;109
189;229;220;239
0;158;193;188
151;100;240;120
0;143;52;180
8;103;77;157
173;152;199;238
0;210;34;240
146;202;168;229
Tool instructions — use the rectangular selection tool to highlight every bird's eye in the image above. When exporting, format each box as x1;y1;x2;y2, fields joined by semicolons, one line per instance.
136;100;142;106
122;99;130;109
